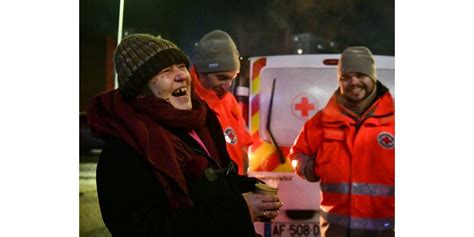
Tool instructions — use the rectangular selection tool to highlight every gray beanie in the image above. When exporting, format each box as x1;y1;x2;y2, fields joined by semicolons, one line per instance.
113;34;189;98
193;30;240;73
337;46;377;83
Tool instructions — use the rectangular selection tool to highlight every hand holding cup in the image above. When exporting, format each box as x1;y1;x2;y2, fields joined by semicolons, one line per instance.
254;183;282;222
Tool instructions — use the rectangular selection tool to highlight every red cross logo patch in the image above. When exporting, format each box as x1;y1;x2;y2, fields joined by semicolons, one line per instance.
377;132;394;149
291;94;318;120
224;127;237;144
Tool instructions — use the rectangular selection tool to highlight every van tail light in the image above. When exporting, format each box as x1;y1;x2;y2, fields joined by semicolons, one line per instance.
323;59;339;65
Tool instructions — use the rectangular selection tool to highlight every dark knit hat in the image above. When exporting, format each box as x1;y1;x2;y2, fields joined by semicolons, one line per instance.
193;30;240;73
113;34;190;98
337;46;377;83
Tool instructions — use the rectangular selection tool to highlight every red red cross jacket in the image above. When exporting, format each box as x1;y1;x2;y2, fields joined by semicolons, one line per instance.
190;66;252;175
290;84;395;230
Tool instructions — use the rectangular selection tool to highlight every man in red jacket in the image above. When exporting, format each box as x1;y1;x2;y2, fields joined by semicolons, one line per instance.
290;46;395;237
190;30;252;175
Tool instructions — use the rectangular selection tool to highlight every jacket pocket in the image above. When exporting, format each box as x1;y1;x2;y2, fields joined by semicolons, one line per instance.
317;129;344;165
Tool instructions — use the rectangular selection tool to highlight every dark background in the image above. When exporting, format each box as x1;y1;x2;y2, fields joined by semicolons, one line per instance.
80;0;394;112
79;1;394;235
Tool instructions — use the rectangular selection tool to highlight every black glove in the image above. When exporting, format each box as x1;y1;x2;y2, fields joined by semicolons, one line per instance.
294;153;319;182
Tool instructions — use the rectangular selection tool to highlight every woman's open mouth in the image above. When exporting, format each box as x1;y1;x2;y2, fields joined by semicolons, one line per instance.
171;87;188;97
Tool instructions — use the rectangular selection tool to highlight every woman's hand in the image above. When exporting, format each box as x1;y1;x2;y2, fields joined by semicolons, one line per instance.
242;192;283;222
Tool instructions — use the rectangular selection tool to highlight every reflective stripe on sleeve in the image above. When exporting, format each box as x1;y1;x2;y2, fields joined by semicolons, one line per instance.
351;182;394;196
320;183;350;194
320;182;394;196
321;211;394;230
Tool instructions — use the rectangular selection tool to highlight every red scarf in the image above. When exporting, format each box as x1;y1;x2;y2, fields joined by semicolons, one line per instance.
87;90;219;209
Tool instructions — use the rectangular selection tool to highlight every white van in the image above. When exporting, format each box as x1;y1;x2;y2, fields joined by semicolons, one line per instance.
245;54;395;237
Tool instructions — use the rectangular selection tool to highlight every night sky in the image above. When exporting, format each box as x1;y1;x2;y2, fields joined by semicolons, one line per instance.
80;0;394;110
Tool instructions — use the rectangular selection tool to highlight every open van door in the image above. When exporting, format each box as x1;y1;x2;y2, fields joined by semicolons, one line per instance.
247;54;395;237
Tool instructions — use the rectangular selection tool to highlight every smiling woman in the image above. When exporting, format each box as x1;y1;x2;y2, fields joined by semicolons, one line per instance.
85;33;283;236
147;63;192;110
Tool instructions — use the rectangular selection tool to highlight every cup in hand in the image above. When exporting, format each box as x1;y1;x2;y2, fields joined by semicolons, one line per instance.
255;183;279;222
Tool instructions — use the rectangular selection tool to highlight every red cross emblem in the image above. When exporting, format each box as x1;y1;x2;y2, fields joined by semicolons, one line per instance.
377;132;394;149
224;127;237;144
291;94;318;119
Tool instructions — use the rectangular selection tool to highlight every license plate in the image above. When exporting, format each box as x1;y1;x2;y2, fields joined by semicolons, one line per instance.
263;222;320;237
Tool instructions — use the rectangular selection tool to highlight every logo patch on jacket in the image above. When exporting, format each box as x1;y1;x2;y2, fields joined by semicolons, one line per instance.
377;132;394;149
224;127;237;144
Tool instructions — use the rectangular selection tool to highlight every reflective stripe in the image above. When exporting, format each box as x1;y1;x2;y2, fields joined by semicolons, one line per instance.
320;183;350;194
320;182;394;197
352;182;394;196
321;211;394;230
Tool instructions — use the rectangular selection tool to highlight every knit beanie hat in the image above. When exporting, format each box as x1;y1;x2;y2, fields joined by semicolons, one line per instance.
337;46;377;83
113;34;190;98
193;30;240;73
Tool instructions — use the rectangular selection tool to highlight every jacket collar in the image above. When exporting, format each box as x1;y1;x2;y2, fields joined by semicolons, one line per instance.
321;82;394;126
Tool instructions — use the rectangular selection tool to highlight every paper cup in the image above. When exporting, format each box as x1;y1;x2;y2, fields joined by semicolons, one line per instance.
255;183;278;195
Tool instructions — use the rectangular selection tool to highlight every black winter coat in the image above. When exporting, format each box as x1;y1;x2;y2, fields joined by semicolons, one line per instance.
96;109;259;237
